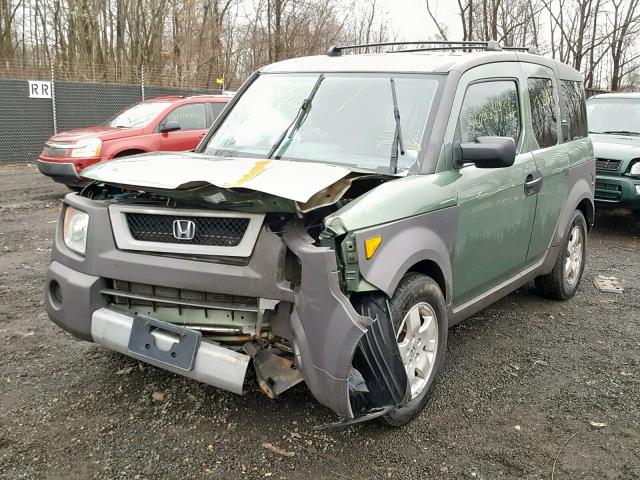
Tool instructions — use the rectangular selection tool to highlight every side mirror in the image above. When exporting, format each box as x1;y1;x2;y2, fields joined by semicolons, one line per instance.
160;120;181;133
459;136;516;169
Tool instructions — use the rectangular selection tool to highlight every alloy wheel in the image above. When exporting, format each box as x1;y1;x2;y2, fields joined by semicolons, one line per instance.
564;225;584;286
396;302;439;399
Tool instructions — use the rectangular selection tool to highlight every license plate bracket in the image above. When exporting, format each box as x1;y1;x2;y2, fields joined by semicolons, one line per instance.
128;315;202;371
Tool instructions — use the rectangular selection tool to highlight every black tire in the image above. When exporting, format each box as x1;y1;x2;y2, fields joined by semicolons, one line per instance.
534;210;588;300
381;273;447;427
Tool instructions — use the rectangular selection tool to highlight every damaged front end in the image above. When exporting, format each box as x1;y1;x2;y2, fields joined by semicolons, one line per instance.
282;222;408;420
49;154;409;420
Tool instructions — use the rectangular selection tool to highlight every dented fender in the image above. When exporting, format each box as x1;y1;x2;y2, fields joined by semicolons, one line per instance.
282;222;371;418
283;222;408;419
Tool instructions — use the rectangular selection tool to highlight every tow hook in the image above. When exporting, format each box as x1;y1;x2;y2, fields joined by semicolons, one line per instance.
243;342;303;399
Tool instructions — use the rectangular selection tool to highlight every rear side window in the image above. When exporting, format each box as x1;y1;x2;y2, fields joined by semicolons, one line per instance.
527;78;558;148
560;80;588;141
459;80;521;143
164;103;206;130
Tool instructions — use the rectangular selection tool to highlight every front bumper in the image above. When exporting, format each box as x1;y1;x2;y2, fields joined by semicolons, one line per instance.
45;260;250;394
37;159;88;187
595;173;640;207
91;307;249;394
44;194;388;418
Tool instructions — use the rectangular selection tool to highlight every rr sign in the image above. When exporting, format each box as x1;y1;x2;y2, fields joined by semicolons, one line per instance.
28;80;52;98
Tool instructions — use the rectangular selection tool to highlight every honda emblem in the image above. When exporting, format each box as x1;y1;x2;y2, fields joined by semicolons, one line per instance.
172;219;196;240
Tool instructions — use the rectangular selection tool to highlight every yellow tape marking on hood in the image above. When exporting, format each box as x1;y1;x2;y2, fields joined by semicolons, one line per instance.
223;160;271;188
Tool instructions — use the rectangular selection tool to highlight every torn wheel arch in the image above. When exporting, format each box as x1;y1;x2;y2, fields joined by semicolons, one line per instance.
283;222;407;419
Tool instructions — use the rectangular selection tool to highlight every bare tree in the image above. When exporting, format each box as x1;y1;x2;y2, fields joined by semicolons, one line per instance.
3;0;640;91
609;0;640;90
425;0;449;40
0;0;21;59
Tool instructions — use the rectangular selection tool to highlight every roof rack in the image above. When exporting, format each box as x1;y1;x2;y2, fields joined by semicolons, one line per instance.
326;40;538;56
503;46;539;54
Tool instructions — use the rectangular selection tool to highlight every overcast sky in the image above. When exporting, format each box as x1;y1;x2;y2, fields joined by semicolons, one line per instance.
375;0;463;41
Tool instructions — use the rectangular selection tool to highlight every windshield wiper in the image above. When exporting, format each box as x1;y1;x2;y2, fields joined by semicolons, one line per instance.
267;74;325;159
389;77;405;174
601;130;640;136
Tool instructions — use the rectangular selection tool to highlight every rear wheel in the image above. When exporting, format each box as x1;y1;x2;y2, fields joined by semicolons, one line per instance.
534;210;587;300
382;273;447;427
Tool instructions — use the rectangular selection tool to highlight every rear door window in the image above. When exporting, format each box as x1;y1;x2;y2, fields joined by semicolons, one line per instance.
458;80;521;143
527;78;558;148
164;103;207;130
560;80;588;141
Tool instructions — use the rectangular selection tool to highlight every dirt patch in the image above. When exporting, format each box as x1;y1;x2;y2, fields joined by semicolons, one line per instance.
1;165;639;480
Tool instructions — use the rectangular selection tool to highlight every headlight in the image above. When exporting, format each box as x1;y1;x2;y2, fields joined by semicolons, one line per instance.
63;207;89;254
70;138;102;158
630;161;640;176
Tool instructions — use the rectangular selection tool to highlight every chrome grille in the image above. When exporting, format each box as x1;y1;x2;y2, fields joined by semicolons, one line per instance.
104;279;258;311
109;205;264;258
595;158;622;171
126;213;249;247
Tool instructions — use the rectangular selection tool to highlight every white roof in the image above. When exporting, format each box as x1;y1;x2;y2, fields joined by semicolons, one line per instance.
260;50;582;80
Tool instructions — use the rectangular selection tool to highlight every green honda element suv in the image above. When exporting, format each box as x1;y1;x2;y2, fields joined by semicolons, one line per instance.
45;41;595;426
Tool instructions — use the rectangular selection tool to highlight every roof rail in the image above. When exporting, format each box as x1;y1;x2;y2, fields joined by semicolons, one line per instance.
502;46;540;54
326;40;537;56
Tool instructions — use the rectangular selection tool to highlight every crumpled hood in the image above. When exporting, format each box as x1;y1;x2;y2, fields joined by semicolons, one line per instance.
591;133;640;166
81;151;352;203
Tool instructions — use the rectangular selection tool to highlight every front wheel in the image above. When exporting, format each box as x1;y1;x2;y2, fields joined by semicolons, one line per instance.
382;273;447;427
534;210;588;300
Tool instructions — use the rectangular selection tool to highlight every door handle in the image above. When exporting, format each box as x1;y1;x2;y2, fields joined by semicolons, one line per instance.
524;172;543;196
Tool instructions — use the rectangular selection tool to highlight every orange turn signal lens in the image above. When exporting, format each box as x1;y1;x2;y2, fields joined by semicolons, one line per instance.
364;236;382;260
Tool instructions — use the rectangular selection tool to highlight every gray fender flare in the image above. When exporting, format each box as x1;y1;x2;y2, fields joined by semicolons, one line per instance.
552;164;595;249
540;161;594;274
283;222;372;418
354;207;458;303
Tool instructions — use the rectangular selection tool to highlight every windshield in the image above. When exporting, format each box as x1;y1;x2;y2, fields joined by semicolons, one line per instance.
587;98;640;135
203;73;441;173
105;101;171;128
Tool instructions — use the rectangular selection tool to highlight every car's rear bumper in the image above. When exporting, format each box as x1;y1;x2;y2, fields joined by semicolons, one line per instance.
595;173;640;208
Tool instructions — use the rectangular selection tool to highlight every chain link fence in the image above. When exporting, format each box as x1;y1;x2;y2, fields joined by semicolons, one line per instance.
0;61;241;165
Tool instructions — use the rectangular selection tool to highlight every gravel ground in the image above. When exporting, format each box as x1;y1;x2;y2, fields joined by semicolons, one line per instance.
0;164;639;480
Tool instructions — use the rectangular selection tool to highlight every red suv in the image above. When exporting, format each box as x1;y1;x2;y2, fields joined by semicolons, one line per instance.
37;95;231;188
